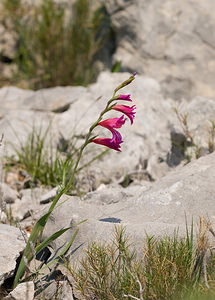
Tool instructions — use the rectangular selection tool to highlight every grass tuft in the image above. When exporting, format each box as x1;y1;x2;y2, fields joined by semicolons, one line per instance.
5;124;107;193
2;0;111;89
64;221;215;300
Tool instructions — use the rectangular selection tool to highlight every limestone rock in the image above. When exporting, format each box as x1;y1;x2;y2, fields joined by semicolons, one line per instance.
0;182;19;204
34;271;74;300
38;152;215;260
105;0;215;100
0;224;25;286
22;86;86;112
0;87;34;111
0;109;57;158
11;188;46;221
7;281;34;300
2;0;215;100
0;209;7;223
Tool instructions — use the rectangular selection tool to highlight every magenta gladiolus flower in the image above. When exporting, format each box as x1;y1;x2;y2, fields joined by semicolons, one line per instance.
98;116;125;131
91;133;123;152
112;104;136;124
90;73;136;152
116;94;132;101
91;116;125;151
97;116;125;143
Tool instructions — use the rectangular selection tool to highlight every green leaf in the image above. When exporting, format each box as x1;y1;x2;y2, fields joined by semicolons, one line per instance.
21;228;79;283
13;211;51;288
35;227;73;255
13;189;65;289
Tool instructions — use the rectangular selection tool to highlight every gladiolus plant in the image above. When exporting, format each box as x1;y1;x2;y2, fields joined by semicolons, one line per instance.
13;73;136;289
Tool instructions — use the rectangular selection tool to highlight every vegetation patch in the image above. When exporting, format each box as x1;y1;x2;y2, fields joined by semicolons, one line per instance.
2;0;111;89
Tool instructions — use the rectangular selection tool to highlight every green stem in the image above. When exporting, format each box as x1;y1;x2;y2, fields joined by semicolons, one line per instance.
65;95;118;190
64;75;134;191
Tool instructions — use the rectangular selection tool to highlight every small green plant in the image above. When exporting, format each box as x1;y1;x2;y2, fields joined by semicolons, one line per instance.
2;0;111;88
173;108;199;162
66;220;215;300
208;120;215;153
5;123;108;193
173;108;215;162
65;226;139;300
8;125;73;187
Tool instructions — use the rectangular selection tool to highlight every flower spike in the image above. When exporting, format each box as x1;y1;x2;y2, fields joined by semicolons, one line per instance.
89;73;136;151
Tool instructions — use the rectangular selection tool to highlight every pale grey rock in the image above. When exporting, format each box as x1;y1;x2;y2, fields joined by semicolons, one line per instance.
2;0;215;100
35;274;74;300
40;186;59;204
23;86;86;112
0;76;85;115
105;0;215;100
0;109;58;157
2;71;215;188
0;224;25;285
0;182;19;204
38;152;215;261
0;87;34;111
7;281;34;300
11;188;46;221
0;209;7;223
1;71;215;188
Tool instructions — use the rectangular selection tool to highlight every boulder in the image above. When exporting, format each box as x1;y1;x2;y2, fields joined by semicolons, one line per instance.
39;152;215;260
6;281;34;300
11;187;47;221
0;182;19;204
105;0;215;100
0;224;25;286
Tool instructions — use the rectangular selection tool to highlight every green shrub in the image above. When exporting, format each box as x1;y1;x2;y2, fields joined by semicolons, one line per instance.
66;222;215;300
2;0;111;88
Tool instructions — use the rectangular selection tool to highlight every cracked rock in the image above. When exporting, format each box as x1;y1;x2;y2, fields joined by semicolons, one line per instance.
0;224;25;286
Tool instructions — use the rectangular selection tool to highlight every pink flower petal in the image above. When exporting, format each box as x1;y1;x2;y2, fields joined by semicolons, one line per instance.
116;94;132;101
113;105;136;124
91;137;122;151
98;116;125;129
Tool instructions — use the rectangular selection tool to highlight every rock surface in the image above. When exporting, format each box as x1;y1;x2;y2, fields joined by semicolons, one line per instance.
0;224;25;286
6;281;34;300
105;0;215;100
0;182;19;204
37;151;215;261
